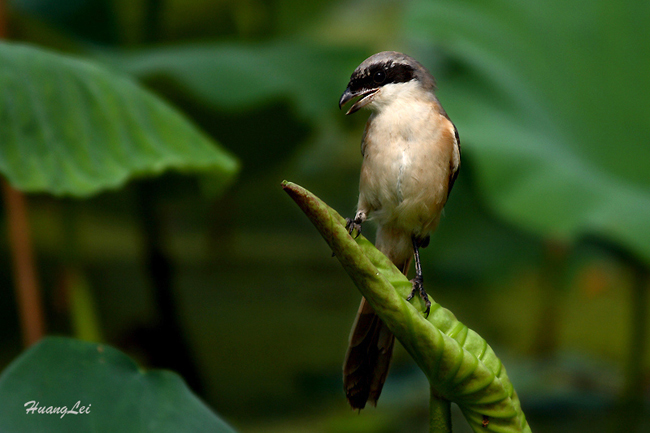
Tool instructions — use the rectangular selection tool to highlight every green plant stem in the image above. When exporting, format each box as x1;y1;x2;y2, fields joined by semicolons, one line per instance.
429;389;452;433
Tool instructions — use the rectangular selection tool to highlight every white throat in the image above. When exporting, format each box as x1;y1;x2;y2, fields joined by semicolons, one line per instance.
368;80;433;112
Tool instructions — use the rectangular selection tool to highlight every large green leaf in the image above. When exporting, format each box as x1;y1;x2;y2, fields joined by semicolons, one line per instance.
406;0;650;263
0;337;237;433
283;181;531;433
97;41;367;118
0;42;239;197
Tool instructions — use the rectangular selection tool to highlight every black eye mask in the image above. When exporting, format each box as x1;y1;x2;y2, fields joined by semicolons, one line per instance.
348;61;415;94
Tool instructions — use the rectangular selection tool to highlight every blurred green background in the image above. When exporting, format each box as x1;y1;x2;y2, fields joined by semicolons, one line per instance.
1;0;649;432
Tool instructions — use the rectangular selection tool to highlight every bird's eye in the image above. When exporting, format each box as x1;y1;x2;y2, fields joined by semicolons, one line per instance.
373;70;386;84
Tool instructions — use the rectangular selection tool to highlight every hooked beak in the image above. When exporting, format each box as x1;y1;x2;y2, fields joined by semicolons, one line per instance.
338;87;378;115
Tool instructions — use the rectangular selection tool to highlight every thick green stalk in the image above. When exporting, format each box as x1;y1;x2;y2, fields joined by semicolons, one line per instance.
430;389;452;433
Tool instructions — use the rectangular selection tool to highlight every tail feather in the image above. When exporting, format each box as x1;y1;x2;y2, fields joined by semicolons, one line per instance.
343;298;395;408
343;258;411;409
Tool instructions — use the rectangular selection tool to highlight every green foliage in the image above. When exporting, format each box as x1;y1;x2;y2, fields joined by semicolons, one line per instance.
0;337;237;432
406;0;650;263
4;0;648;430
97;41;367;118
0;42;239;197
283;181;531;433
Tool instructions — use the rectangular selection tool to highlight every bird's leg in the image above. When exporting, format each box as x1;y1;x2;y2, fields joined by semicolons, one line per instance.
406;235;431;317
345;210;366;238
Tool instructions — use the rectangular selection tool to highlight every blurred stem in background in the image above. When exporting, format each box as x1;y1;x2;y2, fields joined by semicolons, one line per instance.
53;201;104;343
532;240;569;357
624;262;649;401
582;235;650;432
135;180;205;396
135;0;205;397
0;0;5;37
1;180;45;347
0;0;45;348
143;0;163;43
618;256;649;432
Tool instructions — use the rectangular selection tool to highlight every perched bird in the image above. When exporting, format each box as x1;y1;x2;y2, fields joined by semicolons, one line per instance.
338;51;461;409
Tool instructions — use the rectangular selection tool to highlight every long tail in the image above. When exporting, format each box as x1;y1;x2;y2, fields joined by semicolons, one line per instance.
343;258;411;409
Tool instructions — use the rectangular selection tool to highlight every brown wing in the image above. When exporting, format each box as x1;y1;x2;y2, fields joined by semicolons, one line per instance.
447;121;461;199
434;96;461;200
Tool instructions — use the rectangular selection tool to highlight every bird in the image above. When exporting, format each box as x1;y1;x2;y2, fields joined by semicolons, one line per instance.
338;51;461;410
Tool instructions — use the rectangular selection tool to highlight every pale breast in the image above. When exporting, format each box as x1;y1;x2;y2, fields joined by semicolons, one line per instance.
359;100;455;235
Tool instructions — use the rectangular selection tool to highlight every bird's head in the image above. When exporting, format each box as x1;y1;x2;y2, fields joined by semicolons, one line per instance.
339;51;436;115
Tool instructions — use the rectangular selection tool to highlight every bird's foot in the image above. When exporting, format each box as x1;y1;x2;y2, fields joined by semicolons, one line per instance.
406;275;431;317
345;217;362;238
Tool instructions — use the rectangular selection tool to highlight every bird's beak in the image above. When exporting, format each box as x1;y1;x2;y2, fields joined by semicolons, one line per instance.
339;87;378;115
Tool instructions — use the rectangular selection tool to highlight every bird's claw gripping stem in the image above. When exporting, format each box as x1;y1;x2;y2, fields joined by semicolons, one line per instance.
407;275;431;317
345;217;363;238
